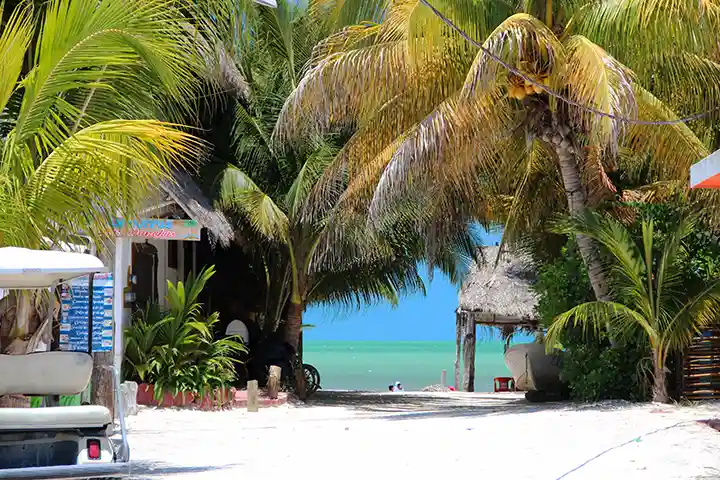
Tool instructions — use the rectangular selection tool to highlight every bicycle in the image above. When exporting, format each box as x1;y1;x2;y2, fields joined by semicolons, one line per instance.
271;357;321;397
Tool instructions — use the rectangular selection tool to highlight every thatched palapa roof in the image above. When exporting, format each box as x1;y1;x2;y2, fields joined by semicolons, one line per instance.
458;246;538;327
149;170;234;247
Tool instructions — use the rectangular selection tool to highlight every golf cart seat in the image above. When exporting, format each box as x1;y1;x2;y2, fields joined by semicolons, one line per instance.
0;351;112;431
0;405;112;430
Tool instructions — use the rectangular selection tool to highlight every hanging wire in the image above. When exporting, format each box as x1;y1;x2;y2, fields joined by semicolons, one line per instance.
418;0;720;126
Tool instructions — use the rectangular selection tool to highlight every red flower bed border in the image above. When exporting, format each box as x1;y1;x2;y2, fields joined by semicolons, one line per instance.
136;383;235;410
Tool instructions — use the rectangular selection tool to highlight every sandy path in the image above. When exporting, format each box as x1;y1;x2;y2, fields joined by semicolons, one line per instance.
122;391;720;480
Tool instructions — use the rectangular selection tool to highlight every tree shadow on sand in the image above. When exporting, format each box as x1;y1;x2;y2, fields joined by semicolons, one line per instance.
303;390;634;421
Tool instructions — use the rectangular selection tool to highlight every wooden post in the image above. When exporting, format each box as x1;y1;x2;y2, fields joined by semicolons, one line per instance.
247;380;259;412
91;352;114;416
441;370;447;387
454;311;462;390
267;365;281;399
462;316;476;392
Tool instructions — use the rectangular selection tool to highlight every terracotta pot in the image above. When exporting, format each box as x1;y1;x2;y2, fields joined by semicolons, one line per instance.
136;384;155;406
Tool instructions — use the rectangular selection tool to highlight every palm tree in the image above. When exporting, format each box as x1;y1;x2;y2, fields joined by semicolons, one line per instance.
544;209;720;403
273;0;719;306
214;0;481;394
0;0;214;352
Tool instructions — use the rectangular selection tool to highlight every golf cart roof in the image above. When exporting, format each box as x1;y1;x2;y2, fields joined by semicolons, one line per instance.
0;247;106;289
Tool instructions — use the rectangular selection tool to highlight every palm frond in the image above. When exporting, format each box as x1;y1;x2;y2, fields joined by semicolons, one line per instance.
0;3;34;115
286;141;340;218
369;91;515;220
21;0;201;133
571;0;720;71
552;209;651;315
1;120;201;248
545;301;652;353
462;13;564;97
219;165;290;243
561;35;636;149
624;86;709;183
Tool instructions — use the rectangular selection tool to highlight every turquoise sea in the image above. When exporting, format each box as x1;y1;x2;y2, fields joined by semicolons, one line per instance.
304;340;512;392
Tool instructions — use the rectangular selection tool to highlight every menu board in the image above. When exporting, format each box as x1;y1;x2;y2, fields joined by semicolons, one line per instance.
59;273;114;352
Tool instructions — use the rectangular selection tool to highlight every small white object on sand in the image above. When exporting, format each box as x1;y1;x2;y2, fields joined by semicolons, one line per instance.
125;391;720;479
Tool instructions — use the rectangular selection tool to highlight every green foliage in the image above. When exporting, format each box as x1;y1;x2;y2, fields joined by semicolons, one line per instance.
532;238;594;328
532;237;650;401
560;336;651;402
123;266;246;402
547;209;720;402
623;201;720;285
212;0;480;340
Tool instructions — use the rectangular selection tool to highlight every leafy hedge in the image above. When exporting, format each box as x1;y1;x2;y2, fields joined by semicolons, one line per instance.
560;337;651;402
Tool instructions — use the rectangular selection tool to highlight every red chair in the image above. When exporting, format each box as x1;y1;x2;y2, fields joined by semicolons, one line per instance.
494;377;516;392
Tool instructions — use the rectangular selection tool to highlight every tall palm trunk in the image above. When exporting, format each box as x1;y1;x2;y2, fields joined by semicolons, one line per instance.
285;300;303;351
544;120;611;303
284;300;307;399
652;349;669;403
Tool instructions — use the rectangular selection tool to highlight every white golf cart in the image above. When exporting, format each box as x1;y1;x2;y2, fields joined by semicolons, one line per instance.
0;248;130;479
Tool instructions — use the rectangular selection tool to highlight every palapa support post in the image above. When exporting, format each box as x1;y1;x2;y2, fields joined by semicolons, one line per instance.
454;311;462;390
247;380;259;412
462;314;476;392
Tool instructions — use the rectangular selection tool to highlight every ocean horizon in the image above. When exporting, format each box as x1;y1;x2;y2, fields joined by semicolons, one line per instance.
303;340;513;392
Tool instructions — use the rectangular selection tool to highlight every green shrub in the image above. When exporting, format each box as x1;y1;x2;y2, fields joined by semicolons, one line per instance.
533;238;651;401
531;239;594;327
559;336;651;402
123;266;246;402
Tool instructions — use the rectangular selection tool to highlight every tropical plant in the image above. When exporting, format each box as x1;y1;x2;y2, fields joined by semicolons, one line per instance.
123;266;246;402
274;0;720;311
213;0;481;397
0;0;214;352
545;209;720;403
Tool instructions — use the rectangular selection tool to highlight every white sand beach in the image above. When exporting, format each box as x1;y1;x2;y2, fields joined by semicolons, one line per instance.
122;391;720;480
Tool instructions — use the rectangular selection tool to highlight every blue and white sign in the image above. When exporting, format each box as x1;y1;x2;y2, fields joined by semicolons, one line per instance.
59;273;114;352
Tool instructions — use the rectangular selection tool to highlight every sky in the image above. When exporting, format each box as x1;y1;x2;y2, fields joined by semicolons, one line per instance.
304;228;510;342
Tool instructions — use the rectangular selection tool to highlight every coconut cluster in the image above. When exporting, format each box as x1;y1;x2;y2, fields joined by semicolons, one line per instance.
507;73;550;100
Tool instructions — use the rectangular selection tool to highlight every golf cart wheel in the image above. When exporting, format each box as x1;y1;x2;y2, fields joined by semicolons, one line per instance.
525;390;548;403
303;363;321;396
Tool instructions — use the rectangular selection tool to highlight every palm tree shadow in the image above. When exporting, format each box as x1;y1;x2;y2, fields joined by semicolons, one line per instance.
306;390;633;420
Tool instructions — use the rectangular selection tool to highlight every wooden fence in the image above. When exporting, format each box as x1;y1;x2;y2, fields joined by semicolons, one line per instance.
682;328;720;401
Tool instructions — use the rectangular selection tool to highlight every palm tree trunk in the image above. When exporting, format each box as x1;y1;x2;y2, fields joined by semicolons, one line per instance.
285;300;303;351
547;125;611;303
652;349;669;403
284;300;307;400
